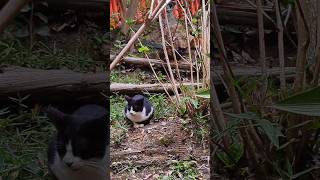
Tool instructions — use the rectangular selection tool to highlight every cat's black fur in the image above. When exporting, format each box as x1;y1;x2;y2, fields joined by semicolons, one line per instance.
124;94;154;127
45;104;109;180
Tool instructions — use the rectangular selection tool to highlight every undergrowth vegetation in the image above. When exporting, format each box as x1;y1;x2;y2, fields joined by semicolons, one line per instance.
159;160;200;180
0;7;106;180
1;27;106;72
110;93;176;146
210;1;320;179
0;103;53;180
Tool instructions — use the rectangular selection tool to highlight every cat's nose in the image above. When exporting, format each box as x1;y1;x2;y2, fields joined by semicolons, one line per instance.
65;162;73;167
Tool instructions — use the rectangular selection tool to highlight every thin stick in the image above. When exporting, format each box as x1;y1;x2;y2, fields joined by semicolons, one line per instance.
164;6;181;81
257;0;268;99
130;28;175;103
159;13;181;102
245;0;276;26
183;7;194;86
284;4;292;27
276;0;286;91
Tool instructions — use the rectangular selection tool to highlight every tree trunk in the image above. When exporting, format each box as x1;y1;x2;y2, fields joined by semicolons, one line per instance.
293;0;310;91
313;0;320;85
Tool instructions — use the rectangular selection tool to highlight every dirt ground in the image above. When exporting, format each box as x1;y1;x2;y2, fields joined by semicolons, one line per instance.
110;117;210;179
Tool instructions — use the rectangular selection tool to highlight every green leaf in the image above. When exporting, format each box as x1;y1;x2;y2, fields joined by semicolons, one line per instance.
0;107;9;116
34;12;48;23
20;4;31;13
125;18;136;26
225;112;284;148
138;46;150;53
216;142;243;168
224;112;259;121
195;89;210;99
291;167;320;179
191;18;198;24
271;86;320;117
311;120;320;130
258;119;284;148
14;27;29;38
35;26;50;36
190;99;199;108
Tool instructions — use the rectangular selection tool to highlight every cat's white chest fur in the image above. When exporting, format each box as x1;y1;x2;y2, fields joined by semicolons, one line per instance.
50;154;107;180
125;107;153;123
50;142;109;180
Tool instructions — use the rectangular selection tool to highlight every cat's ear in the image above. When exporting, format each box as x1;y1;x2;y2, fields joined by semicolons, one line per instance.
81;116;108;137
44;106;68;130
124;95;132;102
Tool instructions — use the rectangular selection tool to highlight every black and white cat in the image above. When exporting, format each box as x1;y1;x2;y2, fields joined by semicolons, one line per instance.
124;95;154;128
45;105;109;180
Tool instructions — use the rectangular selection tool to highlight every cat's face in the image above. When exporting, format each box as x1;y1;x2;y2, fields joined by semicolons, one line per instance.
125;95;144;114
46;106;107;171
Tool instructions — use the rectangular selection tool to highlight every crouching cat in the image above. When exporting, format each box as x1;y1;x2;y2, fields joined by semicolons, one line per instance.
124;94;154;128
45;105;109;180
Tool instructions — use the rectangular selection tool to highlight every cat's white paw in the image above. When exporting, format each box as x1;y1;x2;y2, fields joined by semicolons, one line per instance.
133;123;144;128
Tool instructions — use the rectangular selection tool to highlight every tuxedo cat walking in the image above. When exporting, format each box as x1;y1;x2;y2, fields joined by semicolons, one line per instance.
45;105;109;180
124;95;154;128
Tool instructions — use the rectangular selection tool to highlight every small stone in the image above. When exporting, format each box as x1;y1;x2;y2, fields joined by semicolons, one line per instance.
161;122;167;126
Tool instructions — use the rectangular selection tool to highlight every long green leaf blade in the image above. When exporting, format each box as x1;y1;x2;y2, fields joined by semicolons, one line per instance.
272;86;320;117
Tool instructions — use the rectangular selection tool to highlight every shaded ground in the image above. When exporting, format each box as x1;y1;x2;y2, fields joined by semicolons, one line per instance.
0;8;106;180
111;117;210;179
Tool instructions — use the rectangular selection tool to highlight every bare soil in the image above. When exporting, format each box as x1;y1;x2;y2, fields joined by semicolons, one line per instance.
110;117;210;179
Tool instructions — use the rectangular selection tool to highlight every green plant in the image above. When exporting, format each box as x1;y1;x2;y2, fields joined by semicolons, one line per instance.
216;142;244;169
0;37;103;72
110;70;145;84
271;86;320;117
160;160;199;180
0;105;54;180
225;112;284;148
14;2;50;39
148;94;175;119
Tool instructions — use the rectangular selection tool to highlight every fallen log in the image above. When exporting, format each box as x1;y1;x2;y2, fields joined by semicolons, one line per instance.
0;65;296;100
110;55;192;70
216;4;293;30
0;65;107;105
111;66;296;94
111;82;200;94
48;0;108;11
212;65;296;80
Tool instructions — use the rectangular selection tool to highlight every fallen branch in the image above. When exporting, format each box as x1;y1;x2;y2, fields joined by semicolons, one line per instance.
47;0;108;11
110;55;192;70
111;82;200;94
